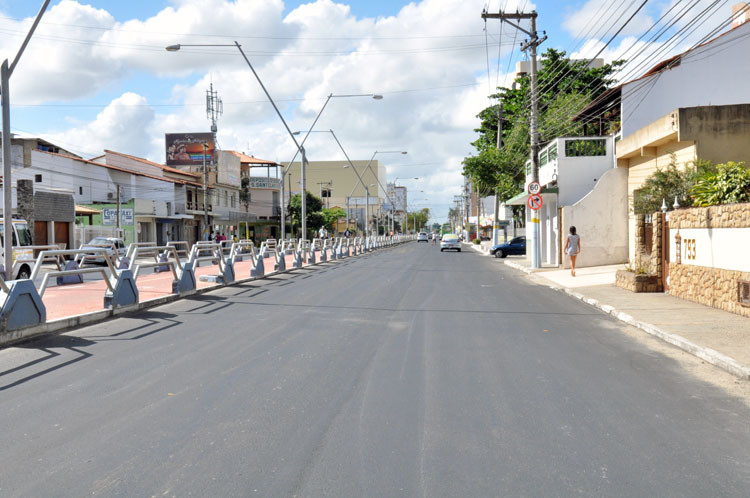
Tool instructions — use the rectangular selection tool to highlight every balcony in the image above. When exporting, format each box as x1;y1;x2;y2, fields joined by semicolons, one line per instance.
186;201;213;213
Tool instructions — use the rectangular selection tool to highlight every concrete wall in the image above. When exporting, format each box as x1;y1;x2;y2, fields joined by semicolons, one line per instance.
621;21;750;139
679;105;750;166
561;167;628;268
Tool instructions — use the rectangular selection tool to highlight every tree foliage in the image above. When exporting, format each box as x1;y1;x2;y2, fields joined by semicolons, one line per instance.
691;161;750;206
322;207;347;230
462;48;623;205
406;208;430;232
288;191;325;236
632;157;713;214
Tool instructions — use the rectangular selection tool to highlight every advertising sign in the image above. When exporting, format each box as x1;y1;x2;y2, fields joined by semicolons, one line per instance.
166;133;214;166
103;208;134;226
249;177;282;189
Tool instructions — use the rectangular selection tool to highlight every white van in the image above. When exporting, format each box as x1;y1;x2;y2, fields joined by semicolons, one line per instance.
0;219;34;279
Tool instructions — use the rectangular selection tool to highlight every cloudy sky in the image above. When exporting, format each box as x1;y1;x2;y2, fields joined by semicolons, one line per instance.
0;0;740;222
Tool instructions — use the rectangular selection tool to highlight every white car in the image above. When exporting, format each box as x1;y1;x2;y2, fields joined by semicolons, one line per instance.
417;232;429;242
440;234;461;252
80;237;126;264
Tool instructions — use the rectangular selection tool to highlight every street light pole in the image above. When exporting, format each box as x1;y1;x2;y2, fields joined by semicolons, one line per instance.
2;0;51;279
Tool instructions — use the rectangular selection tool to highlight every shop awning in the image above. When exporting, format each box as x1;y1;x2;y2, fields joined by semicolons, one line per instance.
75;205;101;215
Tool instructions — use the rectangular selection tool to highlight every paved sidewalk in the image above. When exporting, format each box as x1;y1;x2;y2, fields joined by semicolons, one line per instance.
42;250;324;321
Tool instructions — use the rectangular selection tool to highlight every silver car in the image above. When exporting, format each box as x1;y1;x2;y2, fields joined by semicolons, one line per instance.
417;232;429;242
440;234;461;252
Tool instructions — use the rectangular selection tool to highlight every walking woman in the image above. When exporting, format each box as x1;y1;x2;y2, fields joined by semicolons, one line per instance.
564;226;581;277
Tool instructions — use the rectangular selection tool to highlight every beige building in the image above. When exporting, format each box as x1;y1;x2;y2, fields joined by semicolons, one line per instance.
615;104;750;260
284;159;388;233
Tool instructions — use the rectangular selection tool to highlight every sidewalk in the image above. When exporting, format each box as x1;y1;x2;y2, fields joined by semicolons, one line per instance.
465;242;750;379
41;251;315;321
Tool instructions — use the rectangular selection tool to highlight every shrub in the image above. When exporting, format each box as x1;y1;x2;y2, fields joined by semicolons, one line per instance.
632;156;713;214
472;238;481;245
691;161;750;206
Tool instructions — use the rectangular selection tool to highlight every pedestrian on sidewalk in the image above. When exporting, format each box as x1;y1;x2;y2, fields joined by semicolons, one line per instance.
564;226;581;277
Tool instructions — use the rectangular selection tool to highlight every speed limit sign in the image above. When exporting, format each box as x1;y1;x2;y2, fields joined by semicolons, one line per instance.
528;181;541;195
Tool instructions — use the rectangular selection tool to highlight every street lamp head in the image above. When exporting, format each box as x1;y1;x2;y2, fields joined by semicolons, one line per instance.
165;44;181;52
292;131;301;135
372;94;384;100
401;151;407;154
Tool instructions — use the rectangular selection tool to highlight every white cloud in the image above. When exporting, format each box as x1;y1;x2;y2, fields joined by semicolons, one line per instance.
46;92;156;159
16;0;549;221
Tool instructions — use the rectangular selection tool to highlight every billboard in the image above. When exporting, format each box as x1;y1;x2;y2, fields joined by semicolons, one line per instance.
165;133;214;166
102;208;134;226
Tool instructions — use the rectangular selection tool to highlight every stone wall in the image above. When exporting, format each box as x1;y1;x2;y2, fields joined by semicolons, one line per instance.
669;203;750;229
668;203;750;318
616;212;664;293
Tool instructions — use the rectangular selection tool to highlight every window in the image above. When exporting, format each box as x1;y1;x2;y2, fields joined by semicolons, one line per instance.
565;139;606;157
34;174;42;183
321;188;331;198
231;193;236;208
79;186;83;195
540;150;548;166
548;143;558;161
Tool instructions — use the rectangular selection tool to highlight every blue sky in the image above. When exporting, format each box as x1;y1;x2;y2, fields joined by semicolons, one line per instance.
0;0;732;221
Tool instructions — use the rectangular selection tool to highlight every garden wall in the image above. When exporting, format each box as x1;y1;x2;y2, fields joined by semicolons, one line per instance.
668;203;750;317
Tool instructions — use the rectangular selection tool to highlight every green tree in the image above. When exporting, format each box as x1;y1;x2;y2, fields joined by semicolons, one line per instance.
633;157;713;214
240;176;251;212
322;207;347;230
691;161;750;206
406;208;430;232
463;48;624;202
288;192;325;237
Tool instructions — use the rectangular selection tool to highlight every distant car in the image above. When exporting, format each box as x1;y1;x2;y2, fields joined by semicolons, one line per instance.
440;234;461;252
80;237;126;264
490;236;526;258
417;232;429;242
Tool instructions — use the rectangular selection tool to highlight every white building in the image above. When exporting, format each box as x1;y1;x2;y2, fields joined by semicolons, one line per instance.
509;136;627;267
618;15;750;139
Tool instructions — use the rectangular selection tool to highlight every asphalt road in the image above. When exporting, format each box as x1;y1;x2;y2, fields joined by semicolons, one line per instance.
1;242;749;497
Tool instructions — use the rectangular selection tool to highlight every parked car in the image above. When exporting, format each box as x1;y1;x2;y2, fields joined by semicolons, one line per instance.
80;237;127;264
417;232;429;242
440;234;461;252
490;236;526;258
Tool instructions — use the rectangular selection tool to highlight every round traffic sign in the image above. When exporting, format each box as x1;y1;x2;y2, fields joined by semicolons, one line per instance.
528;181;541;195
527;193;543;211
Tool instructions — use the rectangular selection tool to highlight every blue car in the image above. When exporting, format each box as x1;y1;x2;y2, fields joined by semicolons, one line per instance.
490;236;526;258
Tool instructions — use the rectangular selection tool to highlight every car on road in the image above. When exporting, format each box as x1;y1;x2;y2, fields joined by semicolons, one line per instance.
417;232;429;242
440;233;461;252
80;237;127;265
490;236;526;258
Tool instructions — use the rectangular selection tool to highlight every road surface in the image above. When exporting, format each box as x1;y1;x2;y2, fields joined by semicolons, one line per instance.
1;243;749;497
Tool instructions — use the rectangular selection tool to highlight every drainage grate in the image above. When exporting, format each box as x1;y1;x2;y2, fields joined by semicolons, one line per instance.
739;280;750;307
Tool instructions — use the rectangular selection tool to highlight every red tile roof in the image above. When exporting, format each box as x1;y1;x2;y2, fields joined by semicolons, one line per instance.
35;150;205;188
104;149;201;178
226;150;279;166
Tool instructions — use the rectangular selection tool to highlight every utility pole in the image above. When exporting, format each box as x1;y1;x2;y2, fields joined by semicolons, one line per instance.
115;184;121;231
493;102;502;246
482;8;545;268
202;143;209;240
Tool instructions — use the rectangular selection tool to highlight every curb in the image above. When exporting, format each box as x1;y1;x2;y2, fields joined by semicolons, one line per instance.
0;242;410;349
503;260;750;380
